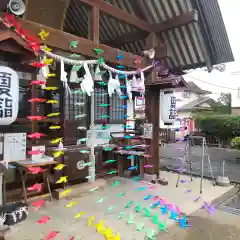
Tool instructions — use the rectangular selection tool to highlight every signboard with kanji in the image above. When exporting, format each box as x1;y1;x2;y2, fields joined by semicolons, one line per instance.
0;67;19;125
143;123;153;139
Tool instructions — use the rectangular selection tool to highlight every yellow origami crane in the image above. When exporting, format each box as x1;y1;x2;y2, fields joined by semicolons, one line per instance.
39;29;49;40
47;100;59;104
88;216;95;226
44;87;58;91
47;112;60;117
49;125;61;130
74;211;86;219
104;227;114;239
95;220;106;235
114;233;121;240
51;138;63;144
41;45;52;52
60;188;72;197
43;58;54;65
53;151;64;158
56;176;68;184
54;164;65;171
47;73;56;77
66;201;77;208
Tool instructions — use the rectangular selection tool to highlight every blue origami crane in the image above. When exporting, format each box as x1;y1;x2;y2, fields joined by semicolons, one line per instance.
151;201;160;209
179;216;189;229
128;166;138;171
160;205;168;215
144;194;153;200
169;210;179;221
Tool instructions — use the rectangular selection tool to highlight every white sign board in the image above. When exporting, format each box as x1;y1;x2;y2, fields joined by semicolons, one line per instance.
4;133;26;162
0;67;19;125
161;92;177;124
86;130;111;147
143;123;153;139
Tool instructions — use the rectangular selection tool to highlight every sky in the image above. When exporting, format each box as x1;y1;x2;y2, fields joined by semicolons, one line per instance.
184;0;240;107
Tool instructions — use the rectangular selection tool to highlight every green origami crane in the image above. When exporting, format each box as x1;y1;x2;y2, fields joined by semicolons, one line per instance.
107;206;116;212
158;221;167;232
127;213;135;225
100;114;110;119
136;222;145;232
94;48;104;54
97;198;104;203
97;57;105;65
125;200;134;208
145;229;157;240
116;192;125;197
103;147;112;151
79;150;90;154
69;41;78;48
135;203;142;213
132;176;141;181
143;208;151;217
112;181;120;187
151;214;159;224
102;125;111;130
106;159;116;164
116;212;124;220
99;104;110;107
72;65;82;71
70;53;81;58
108;170;118;175
97;81;106;86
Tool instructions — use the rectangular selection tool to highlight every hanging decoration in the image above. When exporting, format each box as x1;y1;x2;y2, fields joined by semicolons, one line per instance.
0;66;19;125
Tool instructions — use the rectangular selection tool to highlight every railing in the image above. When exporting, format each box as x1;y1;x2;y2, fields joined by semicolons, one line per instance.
159;128;175;143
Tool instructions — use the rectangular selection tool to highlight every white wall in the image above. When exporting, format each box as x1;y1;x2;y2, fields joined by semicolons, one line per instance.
159;88;199;128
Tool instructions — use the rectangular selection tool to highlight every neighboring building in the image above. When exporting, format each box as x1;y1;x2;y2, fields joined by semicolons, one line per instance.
160;81;215;134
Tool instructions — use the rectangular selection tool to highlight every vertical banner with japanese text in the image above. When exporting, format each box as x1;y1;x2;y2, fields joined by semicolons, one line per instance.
0;67;19;125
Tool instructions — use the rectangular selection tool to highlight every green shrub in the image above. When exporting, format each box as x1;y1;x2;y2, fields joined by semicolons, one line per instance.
194;114;240;146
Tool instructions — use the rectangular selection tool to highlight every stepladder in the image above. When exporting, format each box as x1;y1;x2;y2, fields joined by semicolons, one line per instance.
176;136;215;194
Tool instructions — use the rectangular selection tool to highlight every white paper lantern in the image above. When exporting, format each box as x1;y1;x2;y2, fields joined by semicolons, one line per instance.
0;66;19;125
161;91;176;124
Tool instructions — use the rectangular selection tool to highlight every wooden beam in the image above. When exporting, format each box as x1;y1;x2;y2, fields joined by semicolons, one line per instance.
104;31;148;48
152;10;198;32
24;0;71;30
10;18;146;68
78;0;153;31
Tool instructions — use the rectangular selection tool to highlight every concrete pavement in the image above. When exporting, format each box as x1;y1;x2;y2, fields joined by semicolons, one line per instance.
5;172;233;240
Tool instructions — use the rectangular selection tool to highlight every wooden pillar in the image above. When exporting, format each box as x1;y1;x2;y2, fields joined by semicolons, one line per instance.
145;87;160;177
145;33;160;178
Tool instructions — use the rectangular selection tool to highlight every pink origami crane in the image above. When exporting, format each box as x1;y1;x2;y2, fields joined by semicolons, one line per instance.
44;231;59;240
28;167;45;174
27;183;43;192
36;216;51;224
144;164;153;168
27;132;46;139
31;80;46;85
28;149;43;155
31;199;45;210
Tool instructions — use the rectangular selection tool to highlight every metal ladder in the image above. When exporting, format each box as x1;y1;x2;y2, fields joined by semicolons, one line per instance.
176;136;215;194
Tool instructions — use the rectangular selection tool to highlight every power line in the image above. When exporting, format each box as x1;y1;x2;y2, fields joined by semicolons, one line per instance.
185;75;239;91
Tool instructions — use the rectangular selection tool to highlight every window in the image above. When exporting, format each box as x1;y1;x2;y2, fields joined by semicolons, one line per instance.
183;91;191;98
94;86;126;124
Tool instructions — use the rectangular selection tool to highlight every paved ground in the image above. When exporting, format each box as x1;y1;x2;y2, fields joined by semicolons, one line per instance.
160;143;240;182
157;209;240;240
5;172;233;240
